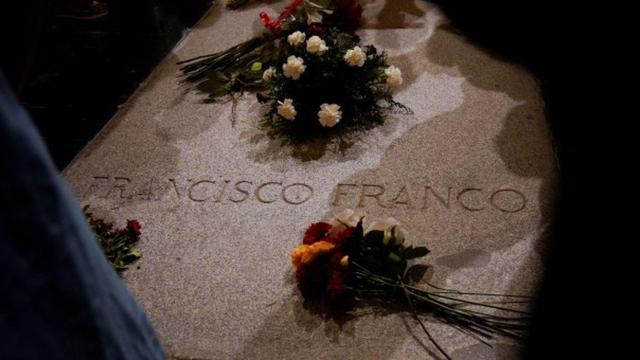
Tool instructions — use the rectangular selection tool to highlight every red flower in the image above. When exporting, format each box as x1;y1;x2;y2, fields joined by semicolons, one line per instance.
126;219;142;237
327;271;346;297
303;222;332;245
329;251;346;270
309;24;326;34
296;260;329;300
326;227;355;248
336;0;363;30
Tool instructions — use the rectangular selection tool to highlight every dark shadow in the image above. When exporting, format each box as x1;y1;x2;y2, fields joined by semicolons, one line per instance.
3;0;213;169
242;108;413;167
424;24;558;256
427;1;596;358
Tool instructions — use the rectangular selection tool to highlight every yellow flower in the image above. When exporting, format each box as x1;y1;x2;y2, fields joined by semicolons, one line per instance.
340;255;349;267
291;241;335;268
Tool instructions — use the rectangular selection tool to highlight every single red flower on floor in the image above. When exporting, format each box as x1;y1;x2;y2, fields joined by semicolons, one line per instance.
303;222;332;245
126;219;142;237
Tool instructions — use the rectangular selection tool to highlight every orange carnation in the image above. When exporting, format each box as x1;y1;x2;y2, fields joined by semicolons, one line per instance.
291;241;335;268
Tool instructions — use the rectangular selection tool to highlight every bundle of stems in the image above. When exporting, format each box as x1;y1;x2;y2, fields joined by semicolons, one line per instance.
350;262;531;360
177;36;269;83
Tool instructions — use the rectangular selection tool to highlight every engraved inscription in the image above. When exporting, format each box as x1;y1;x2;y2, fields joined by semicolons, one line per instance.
84;177;527;213
333;183;527;213
85;176;314;206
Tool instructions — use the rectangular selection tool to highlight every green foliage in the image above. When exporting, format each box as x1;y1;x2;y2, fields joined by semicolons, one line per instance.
346;218;427;282
178;36;276;102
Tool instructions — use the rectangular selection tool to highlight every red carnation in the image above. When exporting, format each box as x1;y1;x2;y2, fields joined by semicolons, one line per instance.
126;219;142;237
326;227;355;248
303;222;332;245
327;271;346;298
336;0;363;30
309;24;326;34
329;251;346;270
296;261;329;300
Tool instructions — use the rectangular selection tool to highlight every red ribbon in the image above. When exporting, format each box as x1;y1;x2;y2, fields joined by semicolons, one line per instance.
259;0;304;34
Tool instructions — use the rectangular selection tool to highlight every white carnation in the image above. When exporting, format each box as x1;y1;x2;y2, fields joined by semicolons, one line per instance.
262;66;276;82
282;55;306;80
384;65;403;89
276;98;297;120
306;36;328;55
344;46;366;67
287;31;306;46
317;103;341;127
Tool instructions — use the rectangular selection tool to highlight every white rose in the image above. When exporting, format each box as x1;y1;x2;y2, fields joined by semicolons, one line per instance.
386;225;405;246
384;65;403;89
317;103;342;127
287;31;306;46
364;217;405;246
306;36;328;55
282;55;306;80
344;46;366;67
331;209;365;229
262;66;276;82
276;98;297;120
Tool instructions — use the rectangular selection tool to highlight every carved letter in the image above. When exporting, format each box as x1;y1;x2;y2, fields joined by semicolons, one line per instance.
84;176;109;198
106;177;132;199
168;178;185;198
457;188;485;211
188;180;216;202
332;183;357;206
282;183;314;205
135;177;155;201
422;186;451;209
230;181;252;203
357;184;387;208
255;182;283;203
391;185;411;208
490;189;527;213
213;180;230;203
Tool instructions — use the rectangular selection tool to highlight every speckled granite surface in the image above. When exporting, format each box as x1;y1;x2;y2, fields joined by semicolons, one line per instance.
63;1;558;359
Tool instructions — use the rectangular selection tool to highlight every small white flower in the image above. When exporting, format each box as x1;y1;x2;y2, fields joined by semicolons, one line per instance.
306;35;328;55
344;46;366;67
262;66;276;82
282;56;306;80
364;217;405;246
331;209;365;229
276;98;297;120
317;103;342;127
384;65;403;89
287;31;306;46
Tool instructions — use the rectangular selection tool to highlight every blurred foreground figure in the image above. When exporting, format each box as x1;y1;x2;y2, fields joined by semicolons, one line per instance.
0;72;165;360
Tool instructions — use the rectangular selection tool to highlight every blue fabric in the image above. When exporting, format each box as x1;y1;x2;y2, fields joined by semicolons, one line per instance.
0;72;165;360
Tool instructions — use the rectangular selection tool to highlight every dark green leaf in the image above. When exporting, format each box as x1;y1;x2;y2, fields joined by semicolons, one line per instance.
405;264;429;283
402;246;430;260
364;230;384;246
